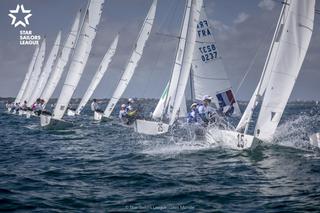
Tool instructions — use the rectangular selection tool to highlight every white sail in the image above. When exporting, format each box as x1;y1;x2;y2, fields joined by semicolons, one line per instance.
14;46;39;104
191;6;241;116
29;31;61;105
169;0;203;125
152;82;169;119
53;0;104;120
152;0;192;120
21;39;46;105
254;0;315;141
103;0;157;118
41;12;81;104
76;34;119;115
236;3;286;132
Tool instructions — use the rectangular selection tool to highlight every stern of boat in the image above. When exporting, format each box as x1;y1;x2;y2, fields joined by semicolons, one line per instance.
206;129;258;150
134;119;169;135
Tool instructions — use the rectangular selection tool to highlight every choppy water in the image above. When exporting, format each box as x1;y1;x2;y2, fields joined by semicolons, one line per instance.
0;100;320;212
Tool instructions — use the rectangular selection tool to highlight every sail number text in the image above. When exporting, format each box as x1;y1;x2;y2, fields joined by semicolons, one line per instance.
199;44;217;62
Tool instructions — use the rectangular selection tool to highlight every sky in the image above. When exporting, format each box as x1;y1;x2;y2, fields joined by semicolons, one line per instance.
0;0;319;101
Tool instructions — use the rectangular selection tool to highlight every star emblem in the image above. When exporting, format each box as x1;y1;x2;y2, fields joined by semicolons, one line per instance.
8;4;32;28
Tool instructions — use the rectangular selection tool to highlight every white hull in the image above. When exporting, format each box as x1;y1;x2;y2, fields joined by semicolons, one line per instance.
67;109;76;116
40;114;73;129
93;111;103;121
134;119;169;135
26;111;33;119
206;129;258;150
309;133;320;148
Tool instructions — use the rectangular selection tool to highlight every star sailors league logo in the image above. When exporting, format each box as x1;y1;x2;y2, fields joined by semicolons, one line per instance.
8;4;32;28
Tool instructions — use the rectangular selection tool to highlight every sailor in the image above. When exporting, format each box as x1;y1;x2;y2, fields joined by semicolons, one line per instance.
125;98;138;125
198;95;216;125
21;101;28;110
91;99;101;112
187;103;199;123
126;98;135;112
14;102;20;112
34;98;44;115
119;104;127;120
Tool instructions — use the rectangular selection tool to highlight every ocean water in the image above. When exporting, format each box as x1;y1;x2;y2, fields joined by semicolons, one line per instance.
0;100;320;212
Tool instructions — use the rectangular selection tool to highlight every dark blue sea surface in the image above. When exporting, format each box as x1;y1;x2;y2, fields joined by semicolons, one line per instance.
0;100;320;212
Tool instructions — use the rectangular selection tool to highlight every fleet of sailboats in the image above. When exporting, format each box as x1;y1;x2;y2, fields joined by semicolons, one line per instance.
7;0;318;150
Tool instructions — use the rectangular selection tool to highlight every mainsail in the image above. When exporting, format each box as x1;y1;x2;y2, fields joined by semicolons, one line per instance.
169;0;203;125
29;31;61;105
41;11;81;104
152;0;192;120
15;45;39;104
76;34;119;115
191;6;241;116
254;0;315;141
21;39;46;105
103;0;157;118
236;0;315;142
53;0;104;119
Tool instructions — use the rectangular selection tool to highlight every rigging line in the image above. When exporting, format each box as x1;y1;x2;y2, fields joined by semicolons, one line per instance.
234;12;280;95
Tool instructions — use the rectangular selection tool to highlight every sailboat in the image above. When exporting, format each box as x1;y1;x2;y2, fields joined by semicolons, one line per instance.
28;31;61;106
41;11;81;105
20;38;46;107
40;0;104;128
206;0;315;150
99;0;157;121
14;46;40;105
75;34;119;118
134;0;205;135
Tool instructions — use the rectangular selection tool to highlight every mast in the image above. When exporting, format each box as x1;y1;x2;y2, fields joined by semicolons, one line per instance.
169;0;203;125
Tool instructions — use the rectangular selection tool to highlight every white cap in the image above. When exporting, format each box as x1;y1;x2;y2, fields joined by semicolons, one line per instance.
128;98;134;103
190;103;198;108
202;95;213;101
121;104;126;108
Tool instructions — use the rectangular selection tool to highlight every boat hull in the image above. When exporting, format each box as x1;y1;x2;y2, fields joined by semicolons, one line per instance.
206;129;259;150
134;119;169;135
40;114;73;130
93;111;103;121
66;109;76;116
